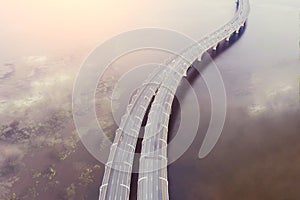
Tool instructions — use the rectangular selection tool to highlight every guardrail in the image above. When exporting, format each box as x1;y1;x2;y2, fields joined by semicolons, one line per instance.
99;0;250;199
138;0;250;200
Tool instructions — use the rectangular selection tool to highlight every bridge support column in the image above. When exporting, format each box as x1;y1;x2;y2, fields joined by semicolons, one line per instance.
213;44;218;51
235;29;239;34
226;36;230;42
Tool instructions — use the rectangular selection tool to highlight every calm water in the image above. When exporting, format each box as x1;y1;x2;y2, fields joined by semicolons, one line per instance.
168;2;300;199
0;0;300;199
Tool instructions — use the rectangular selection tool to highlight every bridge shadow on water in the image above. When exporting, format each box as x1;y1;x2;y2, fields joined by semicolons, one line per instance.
167;22;248;199
168;21;248;142
129;23;247;200
187;22;247;94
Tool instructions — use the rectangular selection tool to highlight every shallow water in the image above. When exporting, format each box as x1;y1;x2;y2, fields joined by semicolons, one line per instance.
168;2;300;199
0;0;300;199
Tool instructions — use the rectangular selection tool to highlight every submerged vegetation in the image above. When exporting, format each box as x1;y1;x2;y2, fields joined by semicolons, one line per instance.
0;56;118;199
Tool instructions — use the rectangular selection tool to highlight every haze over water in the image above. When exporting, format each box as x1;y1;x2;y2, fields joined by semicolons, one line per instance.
0;0;300;199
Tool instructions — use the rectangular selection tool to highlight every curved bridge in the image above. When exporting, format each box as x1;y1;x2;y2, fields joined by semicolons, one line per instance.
99;0;250;199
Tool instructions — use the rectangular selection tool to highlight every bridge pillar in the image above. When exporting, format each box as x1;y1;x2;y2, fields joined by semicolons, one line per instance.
226;36;230;42
213;44;218;51
235;29;239;34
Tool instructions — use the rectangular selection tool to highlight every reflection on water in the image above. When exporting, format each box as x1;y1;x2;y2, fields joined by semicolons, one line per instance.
0;54;105;199
168;2;300;200
0;0;300;199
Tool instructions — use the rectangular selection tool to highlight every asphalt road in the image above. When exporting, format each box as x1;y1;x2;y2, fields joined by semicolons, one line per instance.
99;0;250;199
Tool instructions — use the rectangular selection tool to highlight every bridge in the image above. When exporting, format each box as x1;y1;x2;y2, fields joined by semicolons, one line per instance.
99;0;250;199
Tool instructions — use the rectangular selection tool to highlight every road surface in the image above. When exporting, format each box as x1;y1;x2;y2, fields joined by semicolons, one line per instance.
99;0;250;199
